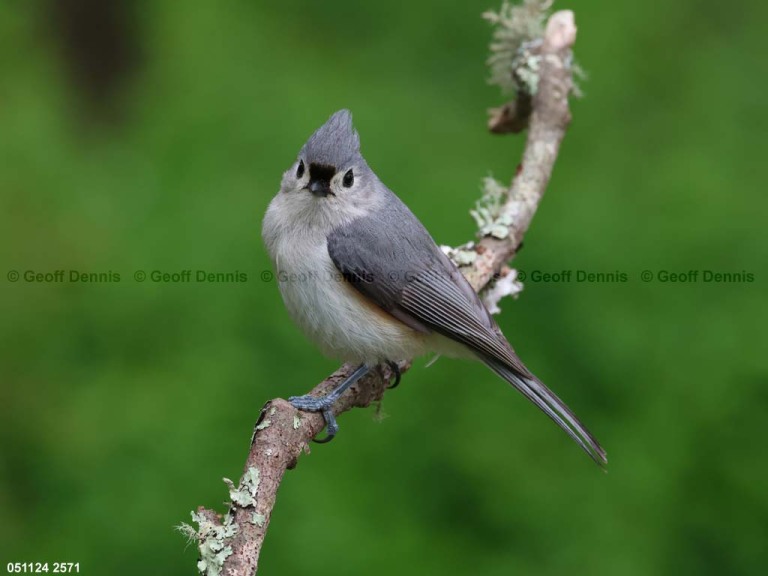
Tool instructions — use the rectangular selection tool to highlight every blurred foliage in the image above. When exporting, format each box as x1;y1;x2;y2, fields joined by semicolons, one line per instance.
1;1;767;575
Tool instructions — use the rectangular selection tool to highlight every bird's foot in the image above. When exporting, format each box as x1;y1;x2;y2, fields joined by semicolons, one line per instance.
289;364;370;444
289;394;341;443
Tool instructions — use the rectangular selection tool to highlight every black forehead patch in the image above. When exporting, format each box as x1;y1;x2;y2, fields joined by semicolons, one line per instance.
309;163;336;182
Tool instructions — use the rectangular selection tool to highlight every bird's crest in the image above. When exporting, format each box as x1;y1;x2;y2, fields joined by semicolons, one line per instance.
300;109;361;168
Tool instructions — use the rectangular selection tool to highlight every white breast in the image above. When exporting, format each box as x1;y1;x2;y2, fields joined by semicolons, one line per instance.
263;198;427;365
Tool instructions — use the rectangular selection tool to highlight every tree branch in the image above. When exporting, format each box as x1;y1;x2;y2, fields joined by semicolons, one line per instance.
183;8;578;576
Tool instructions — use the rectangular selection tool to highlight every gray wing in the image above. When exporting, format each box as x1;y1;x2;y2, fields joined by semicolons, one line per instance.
327;201;606;466
326;206;526;372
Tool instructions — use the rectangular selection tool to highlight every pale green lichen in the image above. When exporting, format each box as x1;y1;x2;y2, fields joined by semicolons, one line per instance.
256;407;277;431
293;415;301;429
179;468;263;575
225;479;255;507
243;467;261;495
251;512;266;527
176;522;198;545
440;243;477;267
455;249;478;266
224;466;261;508
514;48;542;95
484;0;551;94
471;176;514;239
571;61;586;98
485;0;584;97
182;511;238;576
255;418;271;431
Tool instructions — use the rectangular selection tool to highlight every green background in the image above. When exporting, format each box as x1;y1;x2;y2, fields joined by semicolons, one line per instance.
1;1;766;574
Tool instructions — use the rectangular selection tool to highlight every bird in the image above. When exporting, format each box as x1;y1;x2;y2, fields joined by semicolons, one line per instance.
262;110;606;466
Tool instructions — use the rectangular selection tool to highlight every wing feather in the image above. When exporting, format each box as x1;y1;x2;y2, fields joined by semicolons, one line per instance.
327;206;606;466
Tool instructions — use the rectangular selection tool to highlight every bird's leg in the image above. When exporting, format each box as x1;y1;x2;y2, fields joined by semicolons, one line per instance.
289;364;370;410
385;360;402;389
289;364;370;443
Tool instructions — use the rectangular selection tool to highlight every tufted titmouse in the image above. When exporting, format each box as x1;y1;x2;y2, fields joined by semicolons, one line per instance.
262;110;606;466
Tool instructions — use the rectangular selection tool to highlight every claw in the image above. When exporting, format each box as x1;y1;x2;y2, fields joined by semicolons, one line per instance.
313;409;339;444
386;361;401;389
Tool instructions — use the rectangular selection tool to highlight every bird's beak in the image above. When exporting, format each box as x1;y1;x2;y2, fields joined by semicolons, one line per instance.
308;180;332;197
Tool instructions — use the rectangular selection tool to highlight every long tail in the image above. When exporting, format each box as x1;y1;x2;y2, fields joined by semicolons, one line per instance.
483;358;607;467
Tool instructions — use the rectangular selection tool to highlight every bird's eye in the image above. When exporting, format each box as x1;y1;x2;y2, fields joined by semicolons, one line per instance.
342;169;354;188
296;160;305;178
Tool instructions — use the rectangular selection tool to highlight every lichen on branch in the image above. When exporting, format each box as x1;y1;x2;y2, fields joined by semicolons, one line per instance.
484;0;552;95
